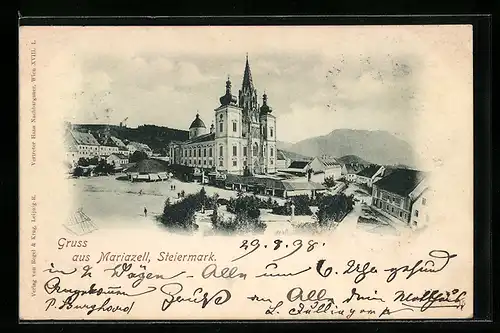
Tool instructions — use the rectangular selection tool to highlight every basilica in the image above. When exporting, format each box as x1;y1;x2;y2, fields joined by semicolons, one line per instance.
168;56;277;176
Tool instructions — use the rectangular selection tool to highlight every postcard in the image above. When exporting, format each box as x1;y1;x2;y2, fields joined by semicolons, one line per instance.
19;25;474;320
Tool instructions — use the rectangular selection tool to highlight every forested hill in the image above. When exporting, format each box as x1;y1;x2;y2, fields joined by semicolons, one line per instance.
72;124;189;154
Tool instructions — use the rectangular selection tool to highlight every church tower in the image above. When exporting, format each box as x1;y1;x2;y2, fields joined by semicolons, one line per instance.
260;92;277;173
214;76;242;174
239;54;262;174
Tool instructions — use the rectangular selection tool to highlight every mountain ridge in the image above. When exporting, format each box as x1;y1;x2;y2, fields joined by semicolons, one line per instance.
277;129;415;167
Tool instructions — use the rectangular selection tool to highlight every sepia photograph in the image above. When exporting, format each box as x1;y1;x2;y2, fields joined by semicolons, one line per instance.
62;29;441;238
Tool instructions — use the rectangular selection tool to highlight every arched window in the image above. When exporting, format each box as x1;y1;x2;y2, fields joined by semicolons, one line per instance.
253;143;258;156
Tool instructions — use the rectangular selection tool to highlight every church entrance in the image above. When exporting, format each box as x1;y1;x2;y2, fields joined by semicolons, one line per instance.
253;159;261;174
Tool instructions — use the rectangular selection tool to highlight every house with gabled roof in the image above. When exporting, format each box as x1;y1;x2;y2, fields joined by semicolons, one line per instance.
355;164;385;187
371;168;428;224
308;156;342;182
68;130;101;158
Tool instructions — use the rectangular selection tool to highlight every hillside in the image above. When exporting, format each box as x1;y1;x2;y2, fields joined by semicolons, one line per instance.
277;149;312;161
72;124;189;154
336;155;371;165
282;129;416;167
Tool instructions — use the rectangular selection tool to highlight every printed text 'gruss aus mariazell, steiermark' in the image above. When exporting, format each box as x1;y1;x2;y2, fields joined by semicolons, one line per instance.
96;251;216;264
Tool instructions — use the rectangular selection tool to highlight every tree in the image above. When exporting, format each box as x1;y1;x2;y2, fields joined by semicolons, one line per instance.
130;150;148;163
324;176;336;188
317;193;354;226
73;166;84;177
94;159;115;175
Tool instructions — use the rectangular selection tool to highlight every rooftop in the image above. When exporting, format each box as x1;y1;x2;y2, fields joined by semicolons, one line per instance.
282;181;326;191
356;165;382;178
288;161;310;169
125;159;169;173
185;132;216;144
189;114;206;129
374;169;426;197
71;130;100;146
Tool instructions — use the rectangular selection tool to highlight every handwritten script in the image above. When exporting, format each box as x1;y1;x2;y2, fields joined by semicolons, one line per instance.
31;237;469;319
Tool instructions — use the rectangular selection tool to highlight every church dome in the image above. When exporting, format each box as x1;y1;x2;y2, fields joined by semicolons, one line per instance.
189;114;206;129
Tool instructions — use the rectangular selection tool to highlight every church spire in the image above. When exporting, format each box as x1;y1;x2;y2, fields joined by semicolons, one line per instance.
242;53;254;91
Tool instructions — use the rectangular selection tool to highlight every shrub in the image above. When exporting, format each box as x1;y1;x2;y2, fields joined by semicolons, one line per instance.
77;157;99;167
158;188;211;231
94;160;115;175
130;150;148;163
317;193;354;226
212;194;267;234
73;166;84;177
271;195;312;216
324;176;336;188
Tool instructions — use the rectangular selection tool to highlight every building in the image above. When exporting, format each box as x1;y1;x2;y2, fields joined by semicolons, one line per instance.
276;149;311;171
67;130;101;159
341;163;366;182
64;134;79;167
308;156;343;182
371;169;427;224
98;136;120;157
168;55;277;176
355;164;385;187
106;153;129;168
282;161;311;178
124;159;169;182
410;187;433;229
127;141;153;157
109;136;130;156
223;174;325;199
276;150;293;170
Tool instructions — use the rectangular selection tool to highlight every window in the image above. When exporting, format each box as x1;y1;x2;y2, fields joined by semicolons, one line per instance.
219;160;223;167
204;160;206;165
219;146;223;157
204;148;207;157
193;149;196;157
270;127;273;137
219;122;223;133
243;160;247;166
209;160;212;166
243;147;247;156
422;197;427;205
391;207;394;213
233;122;237;132
399;212;403;217
270;148;274;157
198;148;201;157
209;148;212;157
220;114;223;120
189;159;191;165
253;143;258;156
189;149;192;157
232;146;237;156
232;161;237;167
270;159;273;165
414;210;419;217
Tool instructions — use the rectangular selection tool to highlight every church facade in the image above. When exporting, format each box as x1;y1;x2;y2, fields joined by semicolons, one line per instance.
168;56;277;176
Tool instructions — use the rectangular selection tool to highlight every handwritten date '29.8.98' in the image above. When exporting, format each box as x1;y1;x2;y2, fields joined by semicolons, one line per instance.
233;239;325;262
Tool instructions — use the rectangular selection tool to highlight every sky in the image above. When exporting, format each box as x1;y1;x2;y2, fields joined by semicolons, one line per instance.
47;26;472;147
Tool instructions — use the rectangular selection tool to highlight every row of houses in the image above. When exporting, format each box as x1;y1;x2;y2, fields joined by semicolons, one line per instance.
371;168;431;229
277;154;375;186
64;129;153;168
277;152;431;229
